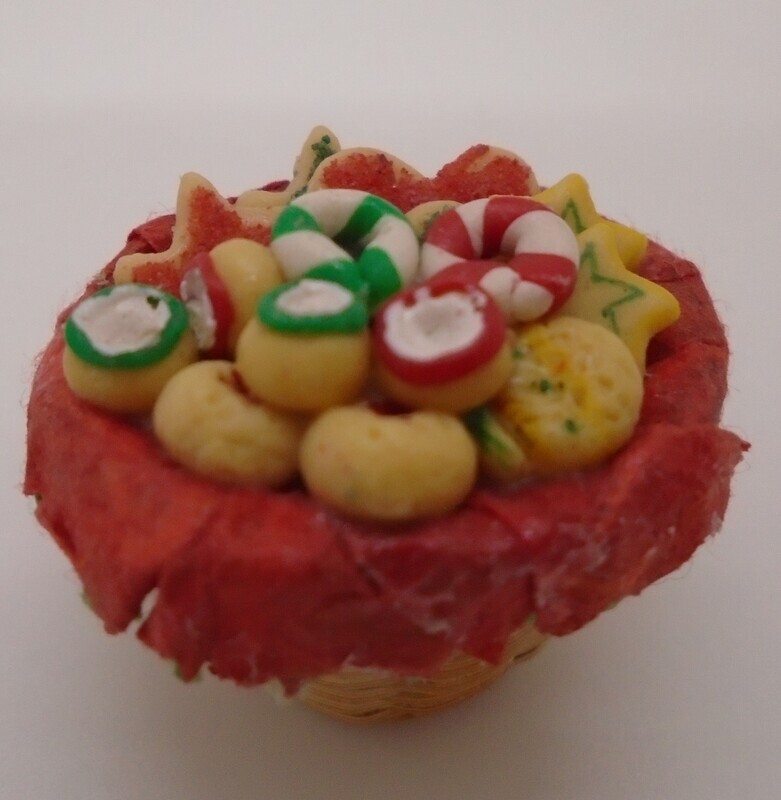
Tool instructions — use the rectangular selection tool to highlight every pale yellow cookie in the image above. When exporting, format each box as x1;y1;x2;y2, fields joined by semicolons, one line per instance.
236;125;341;209
152;360;304;486
376;340;514;414
490;317;643;475
63;331;197;414
209;238;283;351
299;406;478;521
235;318;370;412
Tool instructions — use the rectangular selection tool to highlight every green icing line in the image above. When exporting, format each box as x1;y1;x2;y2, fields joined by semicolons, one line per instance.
338;195;406;243
580;242;645;335
359;247;402;309
65;286;189;370
272;205;321;238
562;199;587;234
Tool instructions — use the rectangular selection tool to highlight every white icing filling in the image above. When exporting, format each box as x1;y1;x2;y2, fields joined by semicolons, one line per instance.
180;268;216;349
72;285;171;355
276;279;353;316
384;289;484;362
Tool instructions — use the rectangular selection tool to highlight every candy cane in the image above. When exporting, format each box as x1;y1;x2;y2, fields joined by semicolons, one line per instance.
420;197;580;322
270;189;419;309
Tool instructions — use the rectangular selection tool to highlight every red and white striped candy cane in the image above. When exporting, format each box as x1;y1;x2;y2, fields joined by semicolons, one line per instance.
421;197;580;322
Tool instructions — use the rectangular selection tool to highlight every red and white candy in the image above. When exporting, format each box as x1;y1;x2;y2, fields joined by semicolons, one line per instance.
180;238;283;358
420;197;580;323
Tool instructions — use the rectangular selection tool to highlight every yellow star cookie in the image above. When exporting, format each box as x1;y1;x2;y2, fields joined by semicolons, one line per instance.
556;222;680;367
113;173;279;288
533;174;648;270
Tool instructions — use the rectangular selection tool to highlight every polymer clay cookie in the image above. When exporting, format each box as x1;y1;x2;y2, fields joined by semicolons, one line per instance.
153;360;304;486
62;284;197;413
420;197;580;322
180;238;283;357
557;222;680;367
270;189;419;309
299;405;478;522
373;280;513;413
483;317;643;476
25;127;746;725
235;277;370;411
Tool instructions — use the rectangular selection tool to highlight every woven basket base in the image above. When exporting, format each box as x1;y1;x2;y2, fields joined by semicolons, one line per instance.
300;621;547;723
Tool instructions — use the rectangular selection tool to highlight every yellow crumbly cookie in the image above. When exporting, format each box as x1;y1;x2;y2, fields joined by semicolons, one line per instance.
153;360;304;486
300;406;478;522
486;317;643;476
235;318;370;412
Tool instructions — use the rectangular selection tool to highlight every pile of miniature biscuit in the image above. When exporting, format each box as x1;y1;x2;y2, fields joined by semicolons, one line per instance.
61;127;681;523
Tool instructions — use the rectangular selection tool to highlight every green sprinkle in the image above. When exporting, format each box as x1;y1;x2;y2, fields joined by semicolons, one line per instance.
512;346;526;360
539;378;553;393
80;590;94;610
311;135;333;164
33;493;42;504
564;418;579;434
292;135;335;198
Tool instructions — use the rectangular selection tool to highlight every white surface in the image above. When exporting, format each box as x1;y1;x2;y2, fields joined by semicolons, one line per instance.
1;2;778;798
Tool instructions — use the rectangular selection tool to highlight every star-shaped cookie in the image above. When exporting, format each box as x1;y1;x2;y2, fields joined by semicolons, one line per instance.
556;222;680;367
113;173;281;294
534;174;648;270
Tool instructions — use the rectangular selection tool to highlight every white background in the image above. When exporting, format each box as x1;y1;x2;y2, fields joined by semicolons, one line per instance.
1;2;779;798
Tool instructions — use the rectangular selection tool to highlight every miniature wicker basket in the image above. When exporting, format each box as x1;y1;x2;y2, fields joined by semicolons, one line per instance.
301;620;547;722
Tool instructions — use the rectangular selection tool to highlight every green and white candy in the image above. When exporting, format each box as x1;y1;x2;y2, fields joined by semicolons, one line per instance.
270;189;420;309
